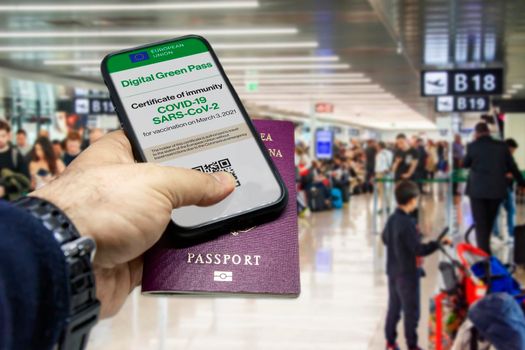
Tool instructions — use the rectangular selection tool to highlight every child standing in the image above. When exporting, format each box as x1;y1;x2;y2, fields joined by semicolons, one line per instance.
382;180;449;350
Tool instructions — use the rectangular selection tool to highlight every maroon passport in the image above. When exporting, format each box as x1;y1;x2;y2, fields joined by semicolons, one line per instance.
142;120;300;296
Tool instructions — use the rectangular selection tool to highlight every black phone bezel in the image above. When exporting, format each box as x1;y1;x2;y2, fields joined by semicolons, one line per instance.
100;35;288;240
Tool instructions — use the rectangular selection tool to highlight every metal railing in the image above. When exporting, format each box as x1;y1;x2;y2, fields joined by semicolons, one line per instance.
371;170;469;235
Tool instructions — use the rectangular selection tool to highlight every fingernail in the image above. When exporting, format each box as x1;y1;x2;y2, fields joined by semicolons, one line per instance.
211;172;235;186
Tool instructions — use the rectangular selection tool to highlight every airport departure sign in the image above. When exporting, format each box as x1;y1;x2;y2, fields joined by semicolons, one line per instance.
74;98;115;115
421;68;503;96
435;96;490;113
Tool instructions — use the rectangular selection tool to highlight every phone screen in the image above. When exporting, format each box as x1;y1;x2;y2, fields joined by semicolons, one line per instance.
104;37;283;228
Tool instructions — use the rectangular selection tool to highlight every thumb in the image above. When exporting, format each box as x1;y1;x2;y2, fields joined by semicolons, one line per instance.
137;164;236;208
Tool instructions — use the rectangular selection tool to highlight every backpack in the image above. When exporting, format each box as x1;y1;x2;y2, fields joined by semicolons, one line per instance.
469;293;525;350
331;188;343;209
0;168;30;201
1;145;29;200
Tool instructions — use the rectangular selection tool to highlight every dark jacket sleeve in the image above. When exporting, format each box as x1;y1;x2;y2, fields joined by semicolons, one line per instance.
401;221;439;257
0;200;70;350
508;151;525;187
463;143;473;168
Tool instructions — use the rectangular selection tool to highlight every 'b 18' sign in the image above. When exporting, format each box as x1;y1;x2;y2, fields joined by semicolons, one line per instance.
421;68;503;96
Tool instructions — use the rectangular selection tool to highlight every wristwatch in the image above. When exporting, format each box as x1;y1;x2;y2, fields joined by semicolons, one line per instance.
14;196;100;350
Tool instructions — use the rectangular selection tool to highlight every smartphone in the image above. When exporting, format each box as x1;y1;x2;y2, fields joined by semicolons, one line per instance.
101;35;287;239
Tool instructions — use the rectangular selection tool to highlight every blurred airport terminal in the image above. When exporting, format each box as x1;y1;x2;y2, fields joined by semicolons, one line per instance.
1;1;525;350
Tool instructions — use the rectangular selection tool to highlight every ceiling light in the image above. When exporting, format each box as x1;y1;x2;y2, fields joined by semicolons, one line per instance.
214;42;318;50
230;78;372;84
0;2;258;12
337;102;409;106
0;27;297;38
45;59;100;65
237;85;384;92
245;88;386;93
79;67;102;72
45;55;337;66
0;41;318;52
0;45;127;52
502;94;512;99
74;68;371;83
224;63;350;71
237;93;395;100
227;73;366;79
511;84;523;89
506;89;517;94
79;63;350;72
221;56;338;63
53;68;369;83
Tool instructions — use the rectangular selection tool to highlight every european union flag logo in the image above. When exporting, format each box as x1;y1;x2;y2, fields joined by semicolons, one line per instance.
129;51;149;63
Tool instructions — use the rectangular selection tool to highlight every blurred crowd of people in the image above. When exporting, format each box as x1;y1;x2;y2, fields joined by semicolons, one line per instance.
0;118;105;200
2;117;523;251
295;124;525;253
295;132;461;213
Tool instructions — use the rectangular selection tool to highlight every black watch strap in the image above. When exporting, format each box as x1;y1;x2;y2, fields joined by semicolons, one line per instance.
14;196;100;350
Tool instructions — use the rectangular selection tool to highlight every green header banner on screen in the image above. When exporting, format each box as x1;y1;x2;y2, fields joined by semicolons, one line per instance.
106;37;209;73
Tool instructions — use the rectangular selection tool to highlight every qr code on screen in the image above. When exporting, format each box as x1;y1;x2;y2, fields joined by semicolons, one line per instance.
192;158;241;187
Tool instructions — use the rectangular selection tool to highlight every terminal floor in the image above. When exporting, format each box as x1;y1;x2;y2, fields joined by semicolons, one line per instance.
88;192;517;350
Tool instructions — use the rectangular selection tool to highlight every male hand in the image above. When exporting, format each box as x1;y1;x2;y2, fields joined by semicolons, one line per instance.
31;131;235;317
401;173;410;180
0;185;5;199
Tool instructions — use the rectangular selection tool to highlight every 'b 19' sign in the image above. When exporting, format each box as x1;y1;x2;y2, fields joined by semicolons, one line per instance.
435;96;490;113
421;68;503;96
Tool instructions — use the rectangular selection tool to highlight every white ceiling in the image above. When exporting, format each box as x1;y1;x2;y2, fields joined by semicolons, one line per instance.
1;0;521;130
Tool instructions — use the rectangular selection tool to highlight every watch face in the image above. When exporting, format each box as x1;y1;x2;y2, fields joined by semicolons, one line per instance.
63;236;97;261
